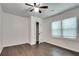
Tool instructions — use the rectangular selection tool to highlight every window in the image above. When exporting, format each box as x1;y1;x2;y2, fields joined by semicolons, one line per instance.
52;17;77;39
62;17;77;39
52;21;61;38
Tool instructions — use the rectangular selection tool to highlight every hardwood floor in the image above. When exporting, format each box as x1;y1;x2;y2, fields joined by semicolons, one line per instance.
1;42;79;56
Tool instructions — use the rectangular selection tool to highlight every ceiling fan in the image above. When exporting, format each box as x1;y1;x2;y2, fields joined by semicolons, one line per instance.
25;3;48;13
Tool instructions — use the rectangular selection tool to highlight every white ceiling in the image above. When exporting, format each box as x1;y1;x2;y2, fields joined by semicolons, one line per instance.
1;3;79;18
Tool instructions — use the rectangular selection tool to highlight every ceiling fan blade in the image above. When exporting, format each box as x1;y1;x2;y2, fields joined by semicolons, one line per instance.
30;9;34;12
25;3;33;7
39;10;41;13
38;3;40;6
40;6;48;9
34;3;36;6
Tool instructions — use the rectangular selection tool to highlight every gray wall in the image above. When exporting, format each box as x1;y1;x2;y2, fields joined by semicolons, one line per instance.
0;4;3;53
42;7;79;52
2;12;31;47
0;4;31;54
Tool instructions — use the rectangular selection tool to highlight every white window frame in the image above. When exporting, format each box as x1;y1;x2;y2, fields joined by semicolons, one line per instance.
51;16;77;40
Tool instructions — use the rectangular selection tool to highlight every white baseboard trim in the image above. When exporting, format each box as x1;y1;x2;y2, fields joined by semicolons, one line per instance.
29;41;44;45
46;41;79;53
3;42;29;48
30;42;36;45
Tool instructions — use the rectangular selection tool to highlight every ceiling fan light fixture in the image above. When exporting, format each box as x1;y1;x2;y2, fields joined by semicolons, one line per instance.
25;3;48;13
36;3;40;6
34;7;39;12
29;3;34;6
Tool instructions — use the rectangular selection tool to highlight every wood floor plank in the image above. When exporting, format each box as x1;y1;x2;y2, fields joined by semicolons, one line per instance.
1;42;79;56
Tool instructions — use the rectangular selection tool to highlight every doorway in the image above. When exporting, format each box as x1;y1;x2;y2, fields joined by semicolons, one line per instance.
36;22;39;44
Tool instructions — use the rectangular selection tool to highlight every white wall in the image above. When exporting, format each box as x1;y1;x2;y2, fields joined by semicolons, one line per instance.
2;13;44;47
0;4;31;53
30;16;43;45
0;4;44;53
43;7;79;52
2;12;31;47
0;4;3;54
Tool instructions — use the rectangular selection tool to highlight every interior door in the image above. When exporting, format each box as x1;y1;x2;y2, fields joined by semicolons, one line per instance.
36;22;39;44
